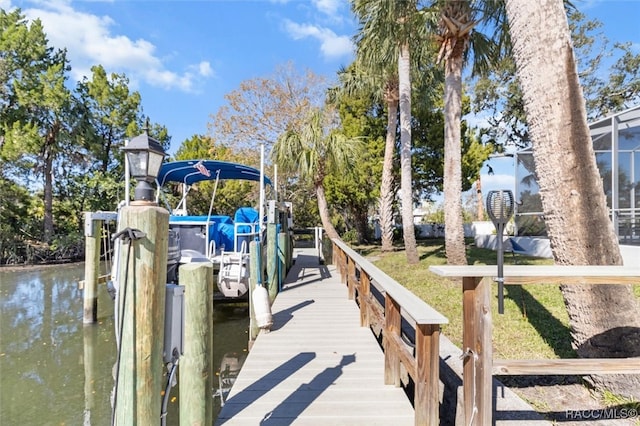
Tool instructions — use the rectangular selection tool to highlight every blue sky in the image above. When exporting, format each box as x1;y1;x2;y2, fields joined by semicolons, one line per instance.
3;0;639;198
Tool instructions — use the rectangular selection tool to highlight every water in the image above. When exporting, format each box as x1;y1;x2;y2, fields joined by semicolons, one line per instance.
0;263;250;425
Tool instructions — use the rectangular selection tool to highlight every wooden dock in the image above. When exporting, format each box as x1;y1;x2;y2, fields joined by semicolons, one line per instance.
215;248;415;425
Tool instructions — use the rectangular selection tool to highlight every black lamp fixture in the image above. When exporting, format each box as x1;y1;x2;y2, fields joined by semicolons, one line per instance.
122;130;166;202
486;190;514;314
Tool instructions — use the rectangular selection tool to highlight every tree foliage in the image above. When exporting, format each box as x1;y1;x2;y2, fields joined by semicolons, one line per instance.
272;106;364;240
209;62;327;151
471;8;640;149
0;9;167;262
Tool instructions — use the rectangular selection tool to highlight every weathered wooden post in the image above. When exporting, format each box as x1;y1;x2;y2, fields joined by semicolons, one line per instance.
347;259;356;300
383;293;402;387
83;213;102;323
83;324;97;424
248;240;260;342
266;223;278;302
180;262;214;425
359;272;371;327
414;323;441;426
277;231;287;290
462;276;492;426
114;204;169;425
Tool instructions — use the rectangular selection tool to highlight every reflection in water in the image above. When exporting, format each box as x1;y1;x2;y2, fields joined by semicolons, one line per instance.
0;263;249;425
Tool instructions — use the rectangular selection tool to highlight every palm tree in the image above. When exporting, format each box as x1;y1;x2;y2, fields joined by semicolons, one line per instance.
353;0;429;264
430;0;506;265
337;59;399;253
272;106;362;240
505;0;640;398
436;0;471;265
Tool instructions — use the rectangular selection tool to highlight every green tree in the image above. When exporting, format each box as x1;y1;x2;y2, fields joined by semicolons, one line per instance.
0;9;48;155
272;107;363;240
209;63;329;220
336;60;399;251
73;65;143;213
326;80;386;242
352;0;431;263
430;0;506;265
1;12;72;243
76;65;141;174
472;8;640;149
0;173;34;262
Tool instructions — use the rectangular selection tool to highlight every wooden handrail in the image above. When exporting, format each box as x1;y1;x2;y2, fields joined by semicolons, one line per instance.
332;238;448;426
493;358;640;375
334;239;449;325
429;264;640;426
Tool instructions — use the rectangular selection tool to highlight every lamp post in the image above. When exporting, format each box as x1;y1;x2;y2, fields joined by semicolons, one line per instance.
114;130;169;424
486;190;514;314
122;131;166;203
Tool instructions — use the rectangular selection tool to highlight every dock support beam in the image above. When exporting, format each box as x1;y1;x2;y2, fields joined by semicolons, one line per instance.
266;223;278;302
83;213;102;323
278;231;287;291
114;204;168;425
180;262;214;425
249;240;260;342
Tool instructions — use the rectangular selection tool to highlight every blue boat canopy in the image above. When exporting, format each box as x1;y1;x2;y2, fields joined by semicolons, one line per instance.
157;160;271;187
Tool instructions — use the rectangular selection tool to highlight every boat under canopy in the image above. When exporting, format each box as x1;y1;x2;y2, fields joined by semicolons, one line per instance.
156;159;272;300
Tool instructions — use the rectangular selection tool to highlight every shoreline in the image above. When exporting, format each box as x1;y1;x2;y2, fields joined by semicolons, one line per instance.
0;261;84;273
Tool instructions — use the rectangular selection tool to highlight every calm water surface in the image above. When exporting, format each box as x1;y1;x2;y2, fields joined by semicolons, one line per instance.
0;263;249;425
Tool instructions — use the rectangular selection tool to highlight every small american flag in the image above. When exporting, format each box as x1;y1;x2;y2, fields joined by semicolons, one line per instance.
194;160;211;177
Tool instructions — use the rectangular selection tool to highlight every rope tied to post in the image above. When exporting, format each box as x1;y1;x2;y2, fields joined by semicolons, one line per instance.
112;227;146;243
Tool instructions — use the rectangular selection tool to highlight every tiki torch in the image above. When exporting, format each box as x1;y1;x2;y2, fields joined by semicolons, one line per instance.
486;190;514;314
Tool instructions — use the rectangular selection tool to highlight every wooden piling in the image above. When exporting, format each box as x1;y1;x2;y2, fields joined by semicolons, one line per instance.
83;325;97;424
180;262;214;426
248;240;260;342
83;214;101;323
277;231;287;290
114;204;168;425
266;223;278;302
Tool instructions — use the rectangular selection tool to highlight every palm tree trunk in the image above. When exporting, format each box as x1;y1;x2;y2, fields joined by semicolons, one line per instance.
443;44;467;265
316;184;339;240
398;43;419;264
506;0;640;398
380;92;398;252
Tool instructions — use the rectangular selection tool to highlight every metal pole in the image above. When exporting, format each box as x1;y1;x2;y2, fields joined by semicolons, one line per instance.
496;223;505;314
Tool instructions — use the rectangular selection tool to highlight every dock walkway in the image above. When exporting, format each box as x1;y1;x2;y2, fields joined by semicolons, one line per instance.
215;248;415;425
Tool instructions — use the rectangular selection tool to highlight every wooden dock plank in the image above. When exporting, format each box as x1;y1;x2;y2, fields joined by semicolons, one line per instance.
216;249;415;425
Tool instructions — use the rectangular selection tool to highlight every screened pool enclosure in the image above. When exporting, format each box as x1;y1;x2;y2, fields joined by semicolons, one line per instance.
515;104;640;244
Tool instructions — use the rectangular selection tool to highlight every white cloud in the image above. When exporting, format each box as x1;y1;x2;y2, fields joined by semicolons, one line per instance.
312;0;341;17
197;61;213;77
17;0;211;92
284;19;353;59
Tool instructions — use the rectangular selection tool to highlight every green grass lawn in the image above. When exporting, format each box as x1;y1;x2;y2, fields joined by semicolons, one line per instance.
356;238;640;361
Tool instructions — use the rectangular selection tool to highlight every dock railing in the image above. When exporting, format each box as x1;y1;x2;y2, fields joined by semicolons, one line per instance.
429;264;640;426
331;239;448;426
